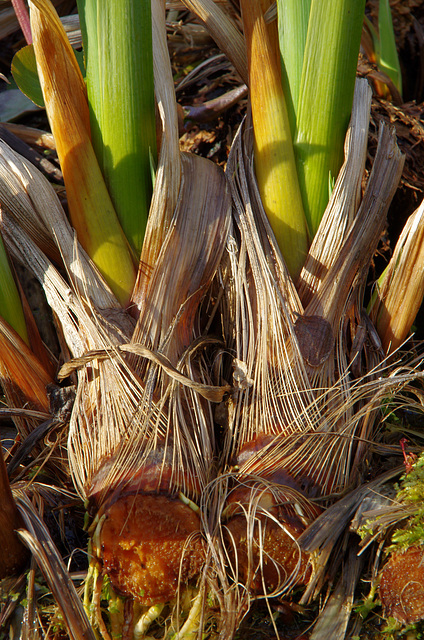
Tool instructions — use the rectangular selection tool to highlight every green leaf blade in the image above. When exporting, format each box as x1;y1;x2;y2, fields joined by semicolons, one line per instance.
378;0;402;96
277;0;311;136
77;0;157;256
11;45;45;108
295;0;366;236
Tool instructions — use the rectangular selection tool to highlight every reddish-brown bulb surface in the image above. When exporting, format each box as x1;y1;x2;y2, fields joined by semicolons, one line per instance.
100;494;205;605
225;512;310;593
224;485;318;594
379;546;424;624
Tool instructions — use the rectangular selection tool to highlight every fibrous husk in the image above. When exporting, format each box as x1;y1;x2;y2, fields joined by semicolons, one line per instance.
61;149;231;503
1;136;231;638
221;78;404;491
209;77;421;635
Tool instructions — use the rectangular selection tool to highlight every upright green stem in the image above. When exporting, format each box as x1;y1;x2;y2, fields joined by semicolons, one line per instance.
277;0;311;136
294;0;365;236
240;0;309;280
77;0;157;256
30;0;137;305
378;0;402;96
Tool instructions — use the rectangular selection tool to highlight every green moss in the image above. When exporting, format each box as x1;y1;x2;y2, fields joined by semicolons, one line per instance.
386;451;424;552
397;452;424;504
390;522;424;550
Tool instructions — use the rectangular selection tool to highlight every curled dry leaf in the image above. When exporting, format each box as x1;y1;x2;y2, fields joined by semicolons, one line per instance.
0;140;120;309
370;197;424;353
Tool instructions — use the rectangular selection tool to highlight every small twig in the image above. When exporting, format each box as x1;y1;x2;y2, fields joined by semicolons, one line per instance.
21;557;38;638
182;85;248;125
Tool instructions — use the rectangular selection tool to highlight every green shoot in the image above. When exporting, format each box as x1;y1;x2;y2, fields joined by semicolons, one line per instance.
240;0;309;280
378;0;402;97
77;0;157;256
277;0;311;136
294;0;365;236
